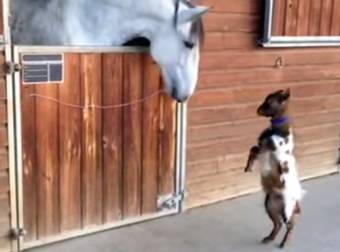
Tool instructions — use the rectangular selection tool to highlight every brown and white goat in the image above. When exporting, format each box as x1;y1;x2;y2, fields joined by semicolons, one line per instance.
244;89;305;248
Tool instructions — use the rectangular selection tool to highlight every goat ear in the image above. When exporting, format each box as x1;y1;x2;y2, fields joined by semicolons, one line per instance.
177;6;210;24
282;88;291;100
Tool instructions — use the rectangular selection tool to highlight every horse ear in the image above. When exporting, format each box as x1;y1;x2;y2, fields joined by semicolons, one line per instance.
177;6;210;24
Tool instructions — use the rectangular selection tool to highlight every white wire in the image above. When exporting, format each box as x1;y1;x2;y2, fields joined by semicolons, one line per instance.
28;89;165;110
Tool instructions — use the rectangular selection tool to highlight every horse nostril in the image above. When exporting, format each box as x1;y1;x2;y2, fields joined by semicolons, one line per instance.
171;87;188;103
171;87;178;99
179;96;188;103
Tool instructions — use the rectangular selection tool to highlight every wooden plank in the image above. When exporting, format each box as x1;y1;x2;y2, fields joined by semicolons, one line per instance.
331;0;340;35
188;169;259;193
187;164;338;209
122;54;142;218
0;236;11;252
308;0;322;35
188;103;260;126
188;118;266;143
188;109;340;143
0;1;3;36
189;93;340;126
320;0;333;35
0;82;6;99
201;0;262;14
187;122;340;163
190;81;340;109
0;171;9;195
293;109;340;128
0;127;7;147
158;94;176;196
35;83;60;237
0;219;10;238
59;54;82;231
200;49;340;71
0;151;8;171
80;54;103;226
187;162;338;209
295;138;339;156
187;135;256;163
187;151;338;191
203;33;257;51
102;53;123;222
0;106;7;125
198;64;340;89
272;0;287;36
0;171;10;195
292;95;340;114
186;183;260;209
292;80;340;97
141;55;160;214
204;13;260;33
285;0;299;35
187;138;339;179
0;197;9;219
297;0;311;35
295;123;340;142
21;84;37;241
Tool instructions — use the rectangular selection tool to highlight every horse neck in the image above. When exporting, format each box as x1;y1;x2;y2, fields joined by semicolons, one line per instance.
67;0;175;45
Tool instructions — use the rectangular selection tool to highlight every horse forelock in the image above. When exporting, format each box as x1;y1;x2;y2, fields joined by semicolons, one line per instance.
174;0;205;46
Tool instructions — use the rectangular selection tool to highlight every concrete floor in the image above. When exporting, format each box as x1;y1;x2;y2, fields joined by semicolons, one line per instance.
29;174;340;252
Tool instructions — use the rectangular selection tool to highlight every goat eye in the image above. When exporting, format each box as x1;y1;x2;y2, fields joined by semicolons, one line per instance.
184;41;195;49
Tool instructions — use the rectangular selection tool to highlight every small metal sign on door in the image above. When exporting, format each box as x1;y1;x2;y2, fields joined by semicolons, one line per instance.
21;54;64;84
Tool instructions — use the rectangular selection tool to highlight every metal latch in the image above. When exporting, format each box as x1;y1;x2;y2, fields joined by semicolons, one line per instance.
10;228;27;239
157;192;185;211
6;62;21;75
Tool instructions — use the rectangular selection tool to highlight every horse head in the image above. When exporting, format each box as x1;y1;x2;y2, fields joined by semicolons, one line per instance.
150;0;209;102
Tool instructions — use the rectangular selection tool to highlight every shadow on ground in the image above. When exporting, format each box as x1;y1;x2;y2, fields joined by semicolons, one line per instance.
29;174;340;252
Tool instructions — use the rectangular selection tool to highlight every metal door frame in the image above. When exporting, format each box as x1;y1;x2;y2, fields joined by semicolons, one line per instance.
12;45;187;250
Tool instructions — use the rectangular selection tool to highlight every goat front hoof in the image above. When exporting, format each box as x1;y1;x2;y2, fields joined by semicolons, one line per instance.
262;236;274;244
278;242;286;249
244;167;252;173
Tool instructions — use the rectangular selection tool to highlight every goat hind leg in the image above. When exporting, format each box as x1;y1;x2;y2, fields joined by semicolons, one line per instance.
262;193;283;244
279;215;296;248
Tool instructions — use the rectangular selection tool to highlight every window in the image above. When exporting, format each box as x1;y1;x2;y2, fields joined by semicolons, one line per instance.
262;0;340;47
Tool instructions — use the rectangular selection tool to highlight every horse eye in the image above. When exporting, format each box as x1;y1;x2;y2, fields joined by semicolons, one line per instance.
184;41;195;49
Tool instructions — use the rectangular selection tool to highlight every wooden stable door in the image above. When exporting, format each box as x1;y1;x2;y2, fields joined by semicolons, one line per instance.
19;52;177;246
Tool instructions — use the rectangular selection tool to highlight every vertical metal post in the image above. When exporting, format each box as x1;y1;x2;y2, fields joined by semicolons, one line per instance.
175;102;187;212
3;0;21;250
13;46;25;250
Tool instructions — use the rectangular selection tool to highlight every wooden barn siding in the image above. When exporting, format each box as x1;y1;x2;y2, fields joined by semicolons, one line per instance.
187;0;340;208
21;53;176;242
272;0;340;36
0;50;12;252
0;2;3;36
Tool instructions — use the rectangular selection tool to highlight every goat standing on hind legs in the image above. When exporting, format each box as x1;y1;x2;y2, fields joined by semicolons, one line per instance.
244;89;305;249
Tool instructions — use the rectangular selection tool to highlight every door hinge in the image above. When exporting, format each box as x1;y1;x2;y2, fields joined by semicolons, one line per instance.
6;62;21;75
10;228;27;240
157;192;185;211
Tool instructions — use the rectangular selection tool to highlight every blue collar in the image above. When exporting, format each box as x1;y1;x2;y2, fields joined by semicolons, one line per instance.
271;116;289;127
